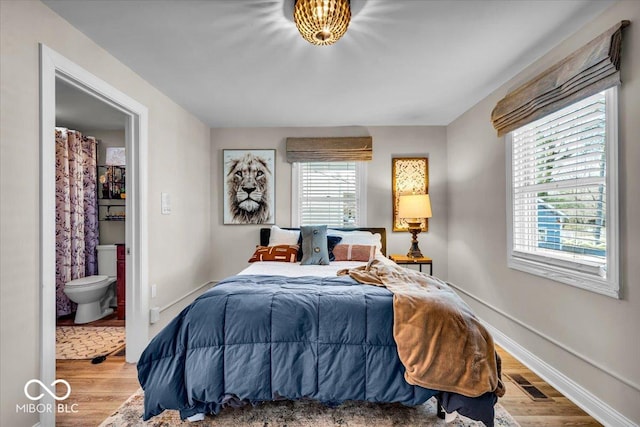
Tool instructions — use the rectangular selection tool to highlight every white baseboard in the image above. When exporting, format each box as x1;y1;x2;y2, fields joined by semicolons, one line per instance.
485;322;637;427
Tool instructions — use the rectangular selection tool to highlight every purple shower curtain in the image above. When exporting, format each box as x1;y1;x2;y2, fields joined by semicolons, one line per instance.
55;128;99;317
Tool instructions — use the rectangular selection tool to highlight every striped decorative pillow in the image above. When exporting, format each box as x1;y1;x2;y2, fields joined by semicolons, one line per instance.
248;245;299;263
332;244;376;262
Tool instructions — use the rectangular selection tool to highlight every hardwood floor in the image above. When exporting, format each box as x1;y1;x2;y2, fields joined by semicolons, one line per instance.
496;346;602;426
56;313;131;426
55;345;602;426
56;356;138;427
56;312;124;327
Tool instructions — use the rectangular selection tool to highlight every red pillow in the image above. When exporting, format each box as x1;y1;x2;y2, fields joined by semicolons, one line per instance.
332;244;375;262
248;245;299;263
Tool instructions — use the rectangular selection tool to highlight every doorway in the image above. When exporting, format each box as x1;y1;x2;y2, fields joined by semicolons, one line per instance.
40;44;149;426
54;80;127;364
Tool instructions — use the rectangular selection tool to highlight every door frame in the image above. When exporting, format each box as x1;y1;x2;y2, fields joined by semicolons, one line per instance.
39;44;149;426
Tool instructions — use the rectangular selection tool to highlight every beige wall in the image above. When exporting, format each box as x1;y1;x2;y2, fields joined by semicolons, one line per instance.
0;1;212;425
2;0;638;425
210;126;448;280
446;1;640;423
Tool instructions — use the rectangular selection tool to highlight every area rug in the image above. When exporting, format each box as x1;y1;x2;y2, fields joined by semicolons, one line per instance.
56;326;125;360
99;389;520;427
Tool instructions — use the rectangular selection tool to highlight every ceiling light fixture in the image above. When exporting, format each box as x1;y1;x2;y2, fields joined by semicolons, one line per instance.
294;0;351;46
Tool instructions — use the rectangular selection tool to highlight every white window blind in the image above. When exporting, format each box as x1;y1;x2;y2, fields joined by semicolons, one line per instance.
292;161;366;228
507;88;619;298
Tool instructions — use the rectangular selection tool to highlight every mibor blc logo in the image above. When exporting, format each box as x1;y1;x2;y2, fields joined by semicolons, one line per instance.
16;379;79;414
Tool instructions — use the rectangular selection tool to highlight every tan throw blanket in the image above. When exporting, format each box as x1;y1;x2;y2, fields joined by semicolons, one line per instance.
338;259;505;398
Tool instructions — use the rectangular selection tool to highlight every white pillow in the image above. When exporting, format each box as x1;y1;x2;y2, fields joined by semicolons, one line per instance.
268;225;300;246
328;229;383;255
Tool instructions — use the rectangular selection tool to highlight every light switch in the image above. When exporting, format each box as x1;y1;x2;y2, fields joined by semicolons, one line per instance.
161;192;171;215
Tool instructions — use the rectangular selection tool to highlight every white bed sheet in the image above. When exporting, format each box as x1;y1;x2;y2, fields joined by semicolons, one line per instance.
239;255;393;278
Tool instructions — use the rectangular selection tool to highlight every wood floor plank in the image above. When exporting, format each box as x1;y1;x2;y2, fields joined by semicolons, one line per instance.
496;346;603;426
512;416;602;427
56;356;139;427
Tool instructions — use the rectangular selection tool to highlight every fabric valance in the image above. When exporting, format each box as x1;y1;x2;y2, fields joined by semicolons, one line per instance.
491;20;629;137
286;137;372;162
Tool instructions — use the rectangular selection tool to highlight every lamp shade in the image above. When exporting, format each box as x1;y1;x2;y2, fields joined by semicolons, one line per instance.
398;194;432;219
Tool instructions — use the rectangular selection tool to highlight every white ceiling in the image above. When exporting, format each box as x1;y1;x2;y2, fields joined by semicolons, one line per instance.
44;0;613;128
56;79;127;131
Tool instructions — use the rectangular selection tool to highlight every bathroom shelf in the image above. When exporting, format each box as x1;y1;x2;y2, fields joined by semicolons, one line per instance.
99;204;125;221
97;165;126;200
97;165;126;222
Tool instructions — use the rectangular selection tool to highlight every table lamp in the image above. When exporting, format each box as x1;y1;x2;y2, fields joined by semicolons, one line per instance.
398;194;432;258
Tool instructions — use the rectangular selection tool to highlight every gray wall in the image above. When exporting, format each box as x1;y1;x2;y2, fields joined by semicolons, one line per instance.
446;1;640;423
0;2;212;425
210;126;448;280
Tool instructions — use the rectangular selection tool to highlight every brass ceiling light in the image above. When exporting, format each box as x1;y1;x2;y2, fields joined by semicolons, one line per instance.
294;0;351;46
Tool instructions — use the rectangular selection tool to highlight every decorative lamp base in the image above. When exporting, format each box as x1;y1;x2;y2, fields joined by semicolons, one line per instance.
406;221;423;258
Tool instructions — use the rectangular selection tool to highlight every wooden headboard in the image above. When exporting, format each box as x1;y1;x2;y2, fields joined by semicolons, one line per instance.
260;227;387;256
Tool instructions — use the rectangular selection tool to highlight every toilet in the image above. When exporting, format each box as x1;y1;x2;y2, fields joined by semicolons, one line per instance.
64;244;118;324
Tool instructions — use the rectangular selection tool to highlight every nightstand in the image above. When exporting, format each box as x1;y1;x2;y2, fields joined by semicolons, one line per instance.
389;254;433;275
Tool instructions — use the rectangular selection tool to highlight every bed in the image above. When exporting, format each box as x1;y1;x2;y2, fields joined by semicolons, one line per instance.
137;227;501;426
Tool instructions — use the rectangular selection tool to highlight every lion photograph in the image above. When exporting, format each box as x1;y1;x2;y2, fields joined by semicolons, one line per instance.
223;150;275;224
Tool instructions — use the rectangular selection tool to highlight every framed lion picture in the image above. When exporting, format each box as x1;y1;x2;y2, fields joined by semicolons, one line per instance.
223;149;275;225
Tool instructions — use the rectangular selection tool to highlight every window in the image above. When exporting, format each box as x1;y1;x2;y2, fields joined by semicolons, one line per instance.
506;88;619;298
292;161;367;228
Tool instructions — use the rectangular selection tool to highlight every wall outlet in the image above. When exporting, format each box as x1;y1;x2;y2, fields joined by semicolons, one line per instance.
151;283;157;298
161;192;171;215
150;306;160;324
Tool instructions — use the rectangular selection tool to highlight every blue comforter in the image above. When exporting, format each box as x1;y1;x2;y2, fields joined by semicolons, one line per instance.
137;275;497;424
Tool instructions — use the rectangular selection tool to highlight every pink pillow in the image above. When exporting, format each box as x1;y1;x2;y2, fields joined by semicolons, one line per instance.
332;244;375;262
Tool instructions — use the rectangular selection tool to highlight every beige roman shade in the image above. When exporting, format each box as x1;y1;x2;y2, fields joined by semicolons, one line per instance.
286;137;372;162
492;21;629;137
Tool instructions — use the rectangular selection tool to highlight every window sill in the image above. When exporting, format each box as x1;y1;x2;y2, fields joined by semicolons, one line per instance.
508;254;619;299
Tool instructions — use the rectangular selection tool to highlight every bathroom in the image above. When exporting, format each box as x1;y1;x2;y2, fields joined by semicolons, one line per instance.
55;78;128;362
